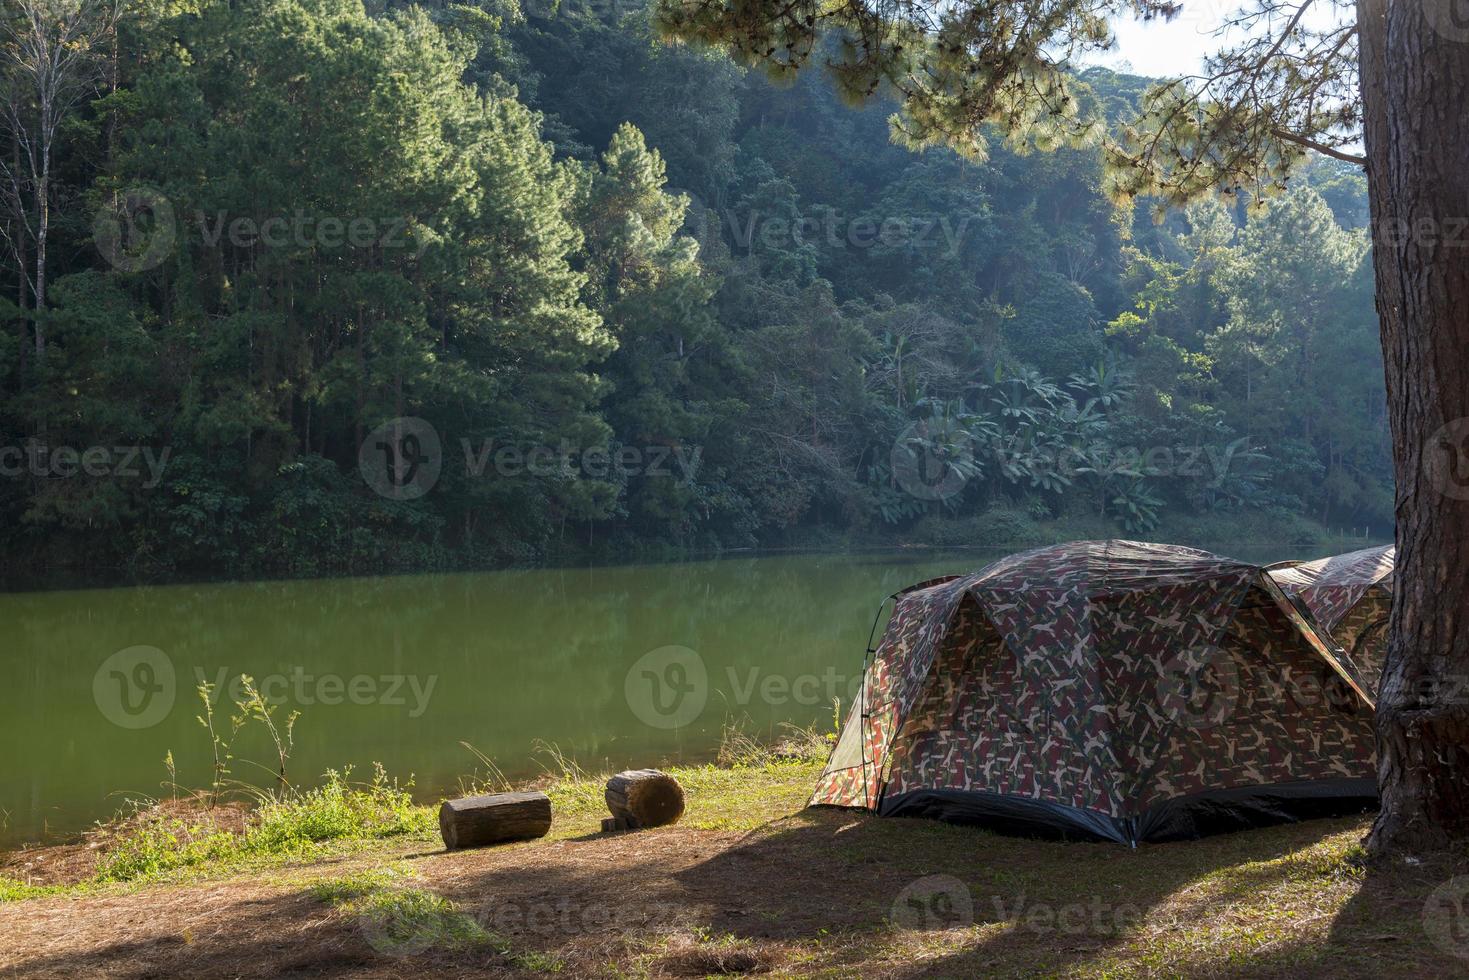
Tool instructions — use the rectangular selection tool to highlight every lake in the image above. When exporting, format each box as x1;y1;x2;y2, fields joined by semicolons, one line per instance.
0;541;1376;848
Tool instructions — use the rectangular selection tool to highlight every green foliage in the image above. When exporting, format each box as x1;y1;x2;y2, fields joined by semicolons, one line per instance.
1110;479;1163;534
0;877;63;903
0;0;1392;573
196;680;244;808
233;674;300;796
94;817;243;883
309;867;406;905
310;863;556;966
351;886;504;956
95;766;433;883
652;0;1363;210
247;765;433;851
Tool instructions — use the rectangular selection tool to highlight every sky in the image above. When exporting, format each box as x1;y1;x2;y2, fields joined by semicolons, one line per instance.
1099;4;1242;77
1087;3;1365;155
1094;2;1348;79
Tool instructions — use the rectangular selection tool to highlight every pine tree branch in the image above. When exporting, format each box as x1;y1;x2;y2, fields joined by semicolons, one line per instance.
1271;127;1366;165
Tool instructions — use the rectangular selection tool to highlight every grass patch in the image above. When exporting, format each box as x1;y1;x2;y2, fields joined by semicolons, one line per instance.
656;929;772;976
354;887;497;956
247;765;433;850
0;875;64;902
309;867;406;905
716;715;835;768
538;758;824;836
66;713;831;890
96;766;435;884
672;760;824;831
93;819;240;883
83;748;823;888
311;869;563;971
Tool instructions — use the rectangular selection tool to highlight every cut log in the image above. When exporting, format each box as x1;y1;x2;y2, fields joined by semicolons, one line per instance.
439;791;551;850
604;769;684;829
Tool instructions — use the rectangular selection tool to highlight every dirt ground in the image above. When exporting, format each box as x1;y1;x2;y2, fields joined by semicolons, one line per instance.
4;802;1469;979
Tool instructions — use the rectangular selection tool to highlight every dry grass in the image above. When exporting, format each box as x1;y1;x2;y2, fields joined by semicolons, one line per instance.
715;714;837;769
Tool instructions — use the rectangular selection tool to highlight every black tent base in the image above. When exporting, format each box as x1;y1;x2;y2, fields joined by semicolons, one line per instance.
877;778;1379;846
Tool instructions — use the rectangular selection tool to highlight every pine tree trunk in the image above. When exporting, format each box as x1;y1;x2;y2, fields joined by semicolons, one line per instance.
13;136;26;378
1358;0;1469;857
32;144;47;358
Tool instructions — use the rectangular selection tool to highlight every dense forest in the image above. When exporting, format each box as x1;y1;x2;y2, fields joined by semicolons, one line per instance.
0;0;1389;575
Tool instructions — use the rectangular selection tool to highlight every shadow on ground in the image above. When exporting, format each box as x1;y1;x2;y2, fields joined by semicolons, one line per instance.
2;888;393;979
426;808;1403;977
8;809;1469;978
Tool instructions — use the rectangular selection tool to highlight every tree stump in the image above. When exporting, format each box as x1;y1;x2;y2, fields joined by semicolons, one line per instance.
604;769;684;830
439;791;551;850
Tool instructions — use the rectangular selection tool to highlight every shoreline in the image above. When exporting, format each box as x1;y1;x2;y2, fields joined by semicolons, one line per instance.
0;514;1383;595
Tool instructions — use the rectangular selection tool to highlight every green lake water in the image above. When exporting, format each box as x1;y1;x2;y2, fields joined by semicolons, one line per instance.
0;542;1373;848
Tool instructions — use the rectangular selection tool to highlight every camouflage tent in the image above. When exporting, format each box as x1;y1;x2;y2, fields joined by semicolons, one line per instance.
1270;545;1394;694
811;540;1378;844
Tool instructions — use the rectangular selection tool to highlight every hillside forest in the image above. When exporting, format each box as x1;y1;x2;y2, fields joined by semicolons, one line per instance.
0;0;1389;575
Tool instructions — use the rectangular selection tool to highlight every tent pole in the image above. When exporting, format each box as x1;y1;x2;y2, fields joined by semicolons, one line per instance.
858;594;895;811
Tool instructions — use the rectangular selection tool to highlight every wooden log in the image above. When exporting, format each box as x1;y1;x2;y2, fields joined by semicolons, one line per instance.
439;791;551;850
604;769;684;829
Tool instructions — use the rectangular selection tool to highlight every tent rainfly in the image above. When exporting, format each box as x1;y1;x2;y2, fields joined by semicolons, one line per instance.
810;540;1379;845
1270;545;1394;695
